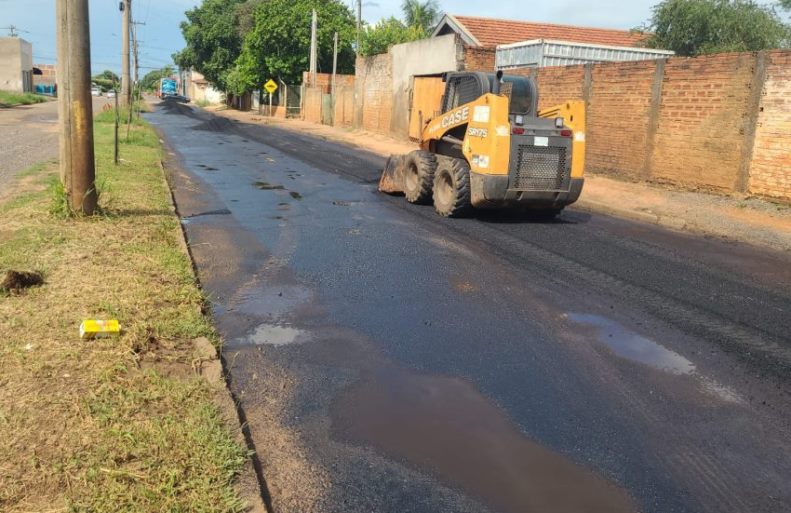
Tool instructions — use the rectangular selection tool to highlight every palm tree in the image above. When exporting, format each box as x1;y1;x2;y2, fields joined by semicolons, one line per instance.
401;0;440;35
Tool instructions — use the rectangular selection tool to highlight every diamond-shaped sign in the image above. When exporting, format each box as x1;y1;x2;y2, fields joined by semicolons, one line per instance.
264;79;278;94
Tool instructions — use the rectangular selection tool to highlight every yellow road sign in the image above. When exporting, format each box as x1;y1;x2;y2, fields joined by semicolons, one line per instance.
264;79;278;94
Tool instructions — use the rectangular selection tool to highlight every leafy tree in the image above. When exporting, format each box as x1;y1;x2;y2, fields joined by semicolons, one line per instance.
174;0;246;91
779;0;791;9
140;66;175;92
644;0;790;55
401;0;440;35
360;17;424;56
236;0;356;86
91;70;120;92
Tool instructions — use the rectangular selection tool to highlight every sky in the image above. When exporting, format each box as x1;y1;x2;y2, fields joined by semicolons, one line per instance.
0;0;661;75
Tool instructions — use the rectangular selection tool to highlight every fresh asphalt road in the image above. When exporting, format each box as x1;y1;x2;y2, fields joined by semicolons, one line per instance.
147;101;791;513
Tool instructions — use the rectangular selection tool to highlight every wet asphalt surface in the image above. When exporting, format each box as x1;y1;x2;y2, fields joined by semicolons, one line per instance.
147;101;791;513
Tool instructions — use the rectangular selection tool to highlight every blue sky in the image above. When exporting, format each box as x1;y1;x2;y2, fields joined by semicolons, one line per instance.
0;0;659;75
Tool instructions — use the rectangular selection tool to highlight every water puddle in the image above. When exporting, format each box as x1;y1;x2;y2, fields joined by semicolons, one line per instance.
332;369;637;513
242;323;306;346
567;313;695;375
230;283;312;319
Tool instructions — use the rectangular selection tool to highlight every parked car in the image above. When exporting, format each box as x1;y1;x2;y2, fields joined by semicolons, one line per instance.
91;87;101;96
106;90;116;98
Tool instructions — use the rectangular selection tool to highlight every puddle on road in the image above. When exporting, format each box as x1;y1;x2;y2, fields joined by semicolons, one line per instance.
332;369;637;513
240;323;306;346
567;313;695;375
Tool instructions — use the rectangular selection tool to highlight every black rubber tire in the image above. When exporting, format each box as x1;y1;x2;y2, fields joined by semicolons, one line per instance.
433;158;472;217
403;150;437;204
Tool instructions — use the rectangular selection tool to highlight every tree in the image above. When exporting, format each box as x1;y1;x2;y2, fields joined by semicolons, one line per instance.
91;70;120;92
174;0;246;91
140;66;174;92
360;17;424;56
644;0;790;56
236;0;356;86
401;0;440;35
779;0;791;9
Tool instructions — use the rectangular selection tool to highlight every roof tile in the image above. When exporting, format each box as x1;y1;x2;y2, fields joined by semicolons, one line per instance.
453;15;646;48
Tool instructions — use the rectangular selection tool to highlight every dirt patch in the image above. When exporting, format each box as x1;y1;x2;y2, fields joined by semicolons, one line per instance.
0;270;44;292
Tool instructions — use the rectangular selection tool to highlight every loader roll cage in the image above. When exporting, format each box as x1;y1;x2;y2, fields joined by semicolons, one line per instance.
441;72;538;117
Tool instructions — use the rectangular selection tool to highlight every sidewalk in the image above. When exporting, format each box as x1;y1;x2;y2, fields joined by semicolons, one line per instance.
210;106;791;253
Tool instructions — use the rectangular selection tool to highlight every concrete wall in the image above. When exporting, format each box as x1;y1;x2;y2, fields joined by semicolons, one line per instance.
0;38;33;92
508;51;791;201
389;34;462;137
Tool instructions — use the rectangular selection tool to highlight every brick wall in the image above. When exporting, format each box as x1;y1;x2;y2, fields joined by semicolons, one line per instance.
463;46;496;72
587;61;657;178
355;54;393;134
650;53;756;190
301;71;355;93
749;51;791;201
507;50;790;201
33;63;56;85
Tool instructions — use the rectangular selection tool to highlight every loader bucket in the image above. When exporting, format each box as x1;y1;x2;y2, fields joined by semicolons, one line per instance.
378;155;406;194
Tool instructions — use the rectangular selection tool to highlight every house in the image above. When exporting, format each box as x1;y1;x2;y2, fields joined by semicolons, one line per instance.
0;37;33;92
432;14;647;49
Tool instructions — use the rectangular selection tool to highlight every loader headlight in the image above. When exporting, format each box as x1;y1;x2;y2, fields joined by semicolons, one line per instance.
555;117;564;128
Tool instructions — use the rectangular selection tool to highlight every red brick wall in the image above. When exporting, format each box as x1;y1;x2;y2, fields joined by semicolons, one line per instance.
504;51;791;201
463;46;496;72
33;63;56;85
301;71;355;93
586;60;657;178
749;50;791;201
355;54;392;134
650;53;755;191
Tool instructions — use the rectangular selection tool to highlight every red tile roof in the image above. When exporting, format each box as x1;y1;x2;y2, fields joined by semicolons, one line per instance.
452;15;647;48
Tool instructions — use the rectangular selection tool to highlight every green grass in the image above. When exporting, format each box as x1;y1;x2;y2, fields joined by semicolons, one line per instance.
0;109;249;512
196;99;212;108
0;90;47;107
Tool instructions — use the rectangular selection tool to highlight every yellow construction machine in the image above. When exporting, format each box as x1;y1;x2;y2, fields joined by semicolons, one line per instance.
379;71;585;218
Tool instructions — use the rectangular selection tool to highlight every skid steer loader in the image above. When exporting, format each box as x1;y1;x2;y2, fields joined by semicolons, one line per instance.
379;71;585;217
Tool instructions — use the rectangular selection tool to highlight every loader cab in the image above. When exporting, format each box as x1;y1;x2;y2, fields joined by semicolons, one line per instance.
441;72;538;117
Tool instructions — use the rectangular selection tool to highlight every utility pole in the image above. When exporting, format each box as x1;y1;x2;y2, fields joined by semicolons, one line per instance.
56;0;97;215
331;32;338;125
309;9;317;87
120;0;132;108
356;0;361;55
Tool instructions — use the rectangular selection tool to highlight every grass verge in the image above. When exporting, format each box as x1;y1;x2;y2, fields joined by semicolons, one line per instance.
0;107;249;511
0;90;47;107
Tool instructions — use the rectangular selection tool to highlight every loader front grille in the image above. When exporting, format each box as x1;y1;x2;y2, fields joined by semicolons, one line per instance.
512;145;570;191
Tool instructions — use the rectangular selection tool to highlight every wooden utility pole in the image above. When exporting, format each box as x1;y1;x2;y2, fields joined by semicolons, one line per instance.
309;9;317;87
56;0;97;215
120;0;131;107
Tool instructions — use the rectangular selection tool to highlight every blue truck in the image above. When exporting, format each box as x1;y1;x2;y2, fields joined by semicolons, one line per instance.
159;77;178;98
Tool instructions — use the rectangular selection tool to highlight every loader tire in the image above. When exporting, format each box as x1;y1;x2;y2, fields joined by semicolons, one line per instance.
403;150;437;204
433;158;472;217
